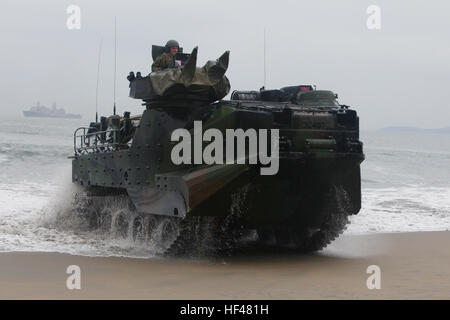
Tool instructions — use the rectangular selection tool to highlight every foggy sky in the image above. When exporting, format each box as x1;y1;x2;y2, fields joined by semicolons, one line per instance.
0;0;449;129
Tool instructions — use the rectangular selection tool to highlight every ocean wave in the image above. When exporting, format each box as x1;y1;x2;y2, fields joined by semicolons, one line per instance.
0;178;184;258
346;186;450;235
0;154;8;164
0;142;71;161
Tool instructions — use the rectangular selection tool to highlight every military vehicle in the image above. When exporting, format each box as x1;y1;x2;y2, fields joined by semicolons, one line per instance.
71;46;364;255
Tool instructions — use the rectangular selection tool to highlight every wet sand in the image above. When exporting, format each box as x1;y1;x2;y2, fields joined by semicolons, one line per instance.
0;231;449;299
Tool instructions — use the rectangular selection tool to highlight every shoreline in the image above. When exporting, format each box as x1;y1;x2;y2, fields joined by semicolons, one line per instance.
0;231;449;299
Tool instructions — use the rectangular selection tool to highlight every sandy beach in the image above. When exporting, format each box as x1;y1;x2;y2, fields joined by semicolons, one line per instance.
0;231;449;299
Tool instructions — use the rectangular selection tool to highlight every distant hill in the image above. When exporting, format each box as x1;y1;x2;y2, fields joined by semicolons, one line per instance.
380;126;450;135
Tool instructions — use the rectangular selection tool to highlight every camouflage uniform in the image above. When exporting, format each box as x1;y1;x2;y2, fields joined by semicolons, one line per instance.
151;52;175;72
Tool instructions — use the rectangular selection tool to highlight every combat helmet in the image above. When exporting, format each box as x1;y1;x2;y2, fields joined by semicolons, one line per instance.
165;40;179;49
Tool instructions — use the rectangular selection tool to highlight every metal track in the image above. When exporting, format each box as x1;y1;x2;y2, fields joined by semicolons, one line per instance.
257;184;352;252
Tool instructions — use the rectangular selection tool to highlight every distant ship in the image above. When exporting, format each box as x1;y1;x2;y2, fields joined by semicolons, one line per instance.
23;102;82;119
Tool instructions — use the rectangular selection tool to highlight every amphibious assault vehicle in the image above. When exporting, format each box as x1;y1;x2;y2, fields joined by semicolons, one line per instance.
71;47;364;255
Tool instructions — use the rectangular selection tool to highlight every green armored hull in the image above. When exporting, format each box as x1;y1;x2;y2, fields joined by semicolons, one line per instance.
71;48;364;254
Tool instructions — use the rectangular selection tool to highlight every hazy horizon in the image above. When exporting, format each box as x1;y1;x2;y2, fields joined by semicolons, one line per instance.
1;0;449;130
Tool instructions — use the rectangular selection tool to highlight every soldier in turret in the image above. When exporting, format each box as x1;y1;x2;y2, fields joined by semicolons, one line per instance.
151;40;180;72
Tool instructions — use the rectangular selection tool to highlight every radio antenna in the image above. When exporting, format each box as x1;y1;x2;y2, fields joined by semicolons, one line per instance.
95;38;103;123
263;26;267;89
113;16;117;116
